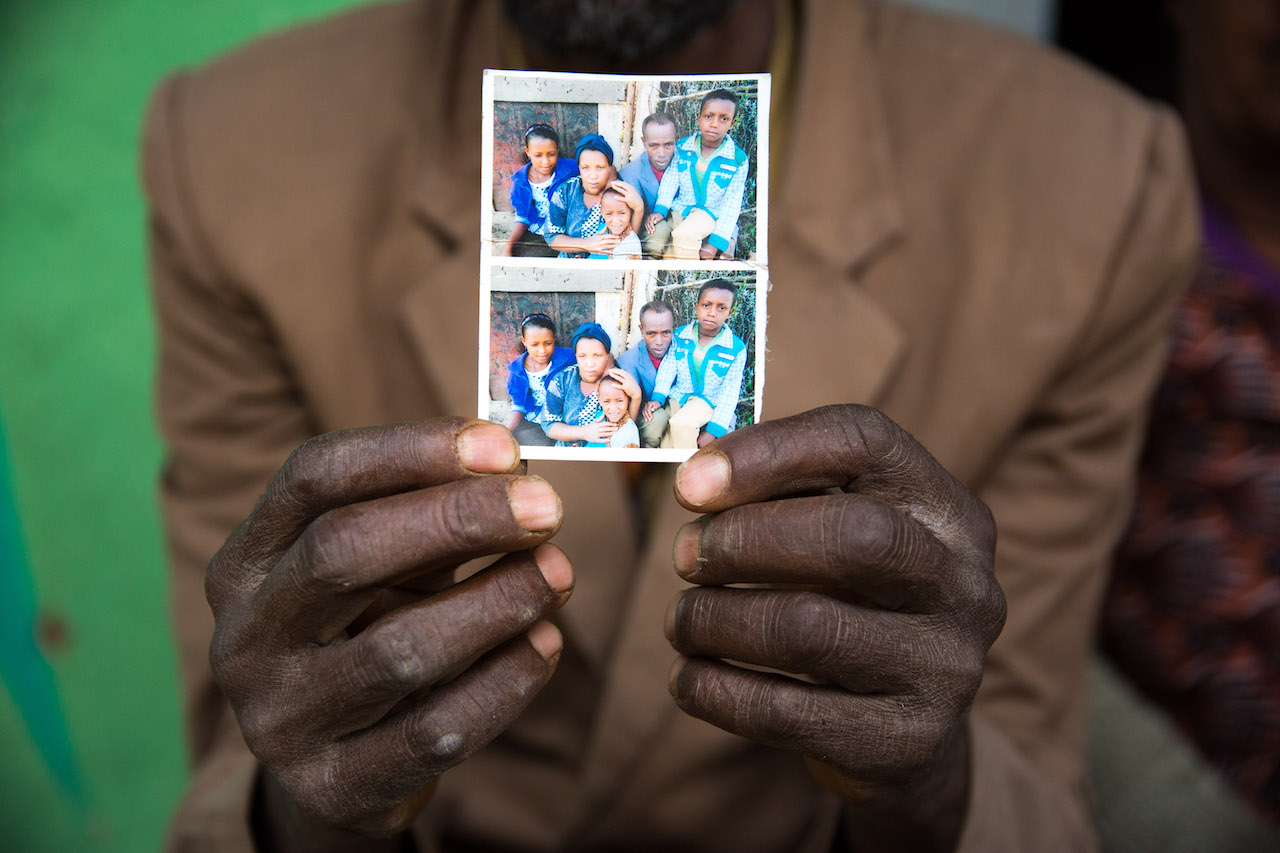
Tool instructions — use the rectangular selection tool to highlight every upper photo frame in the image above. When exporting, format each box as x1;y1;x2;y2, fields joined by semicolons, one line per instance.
483;71;770;266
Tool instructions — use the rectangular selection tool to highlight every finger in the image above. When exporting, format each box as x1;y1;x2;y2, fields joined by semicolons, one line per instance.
666;587;954;693
254;475;562;640
672;493;947;605
669;657;952;785
214;419;520;591
318;626;563;833
314;545;572;732
672;405;991;549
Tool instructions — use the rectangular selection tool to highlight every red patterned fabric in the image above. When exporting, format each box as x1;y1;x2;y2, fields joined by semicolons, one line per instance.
1104;200;1280;826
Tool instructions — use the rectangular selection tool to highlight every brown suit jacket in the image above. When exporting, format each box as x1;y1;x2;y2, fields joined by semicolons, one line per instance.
144;1;1197;849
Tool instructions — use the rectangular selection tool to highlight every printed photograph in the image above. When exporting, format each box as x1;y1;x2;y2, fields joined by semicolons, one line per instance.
483;268;764;462
485;72;767;263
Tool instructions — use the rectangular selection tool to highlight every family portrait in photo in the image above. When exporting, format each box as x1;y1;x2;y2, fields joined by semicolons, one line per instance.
485;269;761;457
489;74;763;262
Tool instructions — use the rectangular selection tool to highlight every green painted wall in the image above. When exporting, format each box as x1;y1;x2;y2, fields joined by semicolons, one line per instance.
0;2;365;850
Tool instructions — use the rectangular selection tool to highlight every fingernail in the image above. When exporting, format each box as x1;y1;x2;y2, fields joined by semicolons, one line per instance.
675;452;730;507
672;521;702;579
663;592;684;642
527;621;562;660
533;544;573;594
508;477;562;531
458;423;519;473
667;656;687;696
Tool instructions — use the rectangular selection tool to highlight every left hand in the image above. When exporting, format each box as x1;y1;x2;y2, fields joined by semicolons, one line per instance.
698;242;719;261
666;404;1004;851
695;429;714;449
606;367;641;402
609;179;644;213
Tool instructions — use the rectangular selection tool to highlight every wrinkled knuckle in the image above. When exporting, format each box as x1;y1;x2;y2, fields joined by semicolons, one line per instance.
407;721;470;772
296;511;363;592
238;702;290;759
434;480;511;552
777;593;843;669
281;433;341;503
847;405;896;455
940;646;987;702
362;624;431;692
280;764;350;826
835;498;895;570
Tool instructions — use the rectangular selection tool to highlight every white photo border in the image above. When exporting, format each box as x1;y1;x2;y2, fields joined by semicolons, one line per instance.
480;69;770;463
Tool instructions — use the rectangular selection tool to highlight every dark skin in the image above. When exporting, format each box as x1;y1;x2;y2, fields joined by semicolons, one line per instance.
218;408;1002;851
1170;0;1280;271
667;406;1004;852
211;420;571;847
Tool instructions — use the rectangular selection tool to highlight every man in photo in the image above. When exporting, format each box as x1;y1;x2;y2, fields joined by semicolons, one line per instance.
648;279;747;448
619;112;679;258
652;89;749;260
616;299;676;447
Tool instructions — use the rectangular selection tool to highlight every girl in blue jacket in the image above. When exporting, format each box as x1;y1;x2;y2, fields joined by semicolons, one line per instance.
501;124;578;257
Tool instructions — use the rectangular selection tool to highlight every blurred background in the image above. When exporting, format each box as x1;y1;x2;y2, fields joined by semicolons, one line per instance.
7;2;1275;852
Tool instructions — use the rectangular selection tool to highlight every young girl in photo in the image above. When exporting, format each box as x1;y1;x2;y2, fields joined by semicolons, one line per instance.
502;124;578;257
505;312;575;446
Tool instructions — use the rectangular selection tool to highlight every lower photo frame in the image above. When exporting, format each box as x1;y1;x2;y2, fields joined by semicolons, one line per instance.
481;266;766;462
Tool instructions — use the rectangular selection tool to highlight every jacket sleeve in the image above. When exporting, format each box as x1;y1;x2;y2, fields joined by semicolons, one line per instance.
702;345;746;438
144;73;313;853
506;365;529;415
950;107;1199;853
707;154;749;254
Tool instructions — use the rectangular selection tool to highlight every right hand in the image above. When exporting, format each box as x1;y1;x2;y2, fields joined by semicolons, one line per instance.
582;232;621;254
642;401;661;423
645;213;664;235
581;420;619;442
207;419;572;837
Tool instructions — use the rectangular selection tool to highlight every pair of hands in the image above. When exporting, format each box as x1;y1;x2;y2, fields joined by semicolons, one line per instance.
208;406;1003;846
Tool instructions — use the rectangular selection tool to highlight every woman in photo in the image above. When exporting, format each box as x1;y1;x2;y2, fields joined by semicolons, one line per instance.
544;135;644;259
543;323;641;447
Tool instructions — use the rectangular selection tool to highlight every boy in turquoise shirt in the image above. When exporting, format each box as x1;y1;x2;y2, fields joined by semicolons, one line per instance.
651;90;749;260
647;279;747;448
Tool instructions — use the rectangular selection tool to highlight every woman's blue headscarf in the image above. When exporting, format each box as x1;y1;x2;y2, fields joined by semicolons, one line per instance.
574;133;614;166
571;322;612;353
